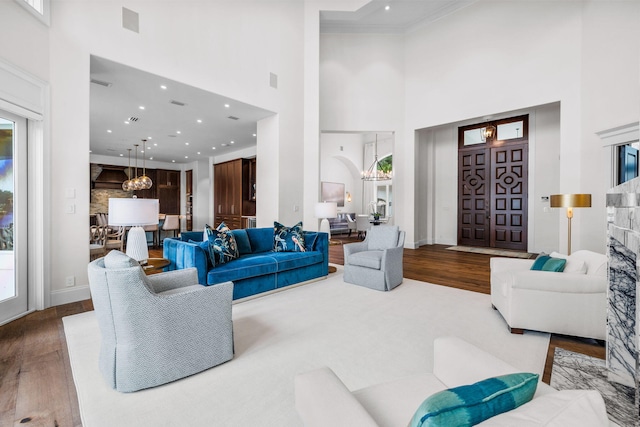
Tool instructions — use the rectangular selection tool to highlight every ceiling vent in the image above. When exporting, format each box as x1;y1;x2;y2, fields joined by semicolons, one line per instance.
170;100;187;107
227;116;239;121
128;117;139;122
91;78;112;88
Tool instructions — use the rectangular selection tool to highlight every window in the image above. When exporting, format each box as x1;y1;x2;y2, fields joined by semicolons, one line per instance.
14;0;50;25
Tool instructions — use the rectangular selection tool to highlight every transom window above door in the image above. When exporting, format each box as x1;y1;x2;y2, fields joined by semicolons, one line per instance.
460;115;529;149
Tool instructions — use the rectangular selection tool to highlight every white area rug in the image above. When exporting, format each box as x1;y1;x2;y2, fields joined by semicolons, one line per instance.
63;273;549;427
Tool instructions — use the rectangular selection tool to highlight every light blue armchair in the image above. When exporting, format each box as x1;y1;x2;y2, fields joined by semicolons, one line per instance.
87;250;234;392
343;225;405;291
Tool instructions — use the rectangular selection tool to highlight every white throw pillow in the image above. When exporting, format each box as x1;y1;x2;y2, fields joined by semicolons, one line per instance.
550;252;587;274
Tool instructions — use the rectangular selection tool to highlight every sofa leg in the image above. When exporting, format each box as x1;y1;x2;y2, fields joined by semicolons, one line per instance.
509;327;524;335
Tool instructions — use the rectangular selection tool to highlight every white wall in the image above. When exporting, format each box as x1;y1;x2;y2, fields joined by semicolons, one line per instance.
42;0;305;298
319;0;639;252
402;0;639;252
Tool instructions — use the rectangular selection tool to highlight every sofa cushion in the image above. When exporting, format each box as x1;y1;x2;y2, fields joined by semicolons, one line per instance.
409;372;538;427
246;227;275;253
530;255;566;272
274;221;306;252
478;390;608;426
205;223;239;266
550;250;606;277
349;251;383;270
368;226;399;250
104;250;139;269
207;254;278;284
231;229;252;255
270;251;324;272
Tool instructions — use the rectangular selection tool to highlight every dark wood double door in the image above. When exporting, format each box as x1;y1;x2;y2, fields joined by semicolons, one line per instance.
458;142;528;251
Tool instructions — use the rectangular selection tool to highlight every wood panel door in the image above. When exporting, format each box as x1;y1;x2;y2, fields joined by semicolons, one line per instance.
458;148;490;247
490;143;528;251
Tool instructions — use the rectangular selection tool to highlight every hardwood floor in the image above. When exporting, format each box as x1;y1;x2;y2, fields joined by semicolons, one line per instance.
0;242;603;426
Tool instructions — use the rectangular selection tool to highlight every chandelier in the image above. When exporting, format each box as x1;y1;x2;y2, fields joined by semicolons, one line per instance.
122;142;152;191
361;134;392;181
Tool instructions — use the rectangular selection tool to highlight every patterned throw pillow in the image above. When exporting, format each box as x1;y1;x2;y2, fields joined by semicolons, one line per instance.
205;223;239;266
409;373;539;427
530;254;566;272
273;221;306;252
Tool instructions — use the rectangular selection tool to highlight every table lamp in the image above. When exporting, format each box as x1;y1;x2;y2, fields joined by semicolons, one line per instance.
315;202;337;236
550;193;591;255
108;197;159;263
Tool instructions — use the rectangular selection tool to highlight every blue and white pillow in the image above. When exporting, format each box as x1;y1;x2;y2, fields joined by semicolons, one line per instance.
205;223;239;266
409;372;538;427
273;221;306;252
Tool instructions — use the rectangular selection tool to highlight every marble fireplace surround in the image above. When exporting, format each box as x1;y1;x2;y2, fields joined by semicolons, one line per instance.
606;181;640;422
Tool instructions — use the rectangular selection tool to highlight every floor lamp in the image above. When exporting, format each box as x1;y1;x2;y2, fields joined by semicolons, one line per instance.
315;202;337;237
550;194;591;255
108;197;159;264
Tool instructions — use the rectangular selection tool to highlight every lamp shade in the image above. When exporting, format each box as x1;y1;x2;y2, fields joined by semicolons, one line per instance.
315;202;337;219
549;194;592;208
108;198;159;226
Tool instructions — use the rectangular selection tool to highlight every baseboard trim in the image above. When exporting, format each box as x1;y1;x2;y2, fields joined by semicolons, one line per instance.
50;285;91;307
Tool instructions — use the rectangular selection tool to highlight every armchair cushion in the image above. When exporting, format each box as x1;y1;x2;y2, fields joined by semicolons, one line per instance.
409;373;538;427
349;251;383;270
368;225;399;250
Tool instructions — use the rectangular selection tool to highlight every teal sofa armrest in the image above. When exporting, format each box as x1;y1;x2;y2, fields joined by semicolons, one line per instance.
163;237;209;285
304;231;329;276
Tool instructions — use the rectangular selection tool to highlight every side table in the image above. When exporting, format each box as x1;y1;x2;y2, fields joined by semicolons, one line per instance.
142;258;170;275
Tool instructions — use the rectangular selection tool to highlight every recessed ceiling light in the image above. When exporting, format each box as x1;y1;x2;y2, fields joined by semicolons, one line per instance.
172;160;176;163
141;149;145;153
124;121;130;124
160;85;167;90
154;143;158;146
230;141;235;144
119;153;123;157
139;106;145;110
252;133;256;137
197;152;201;155
197;119;202;123
148;136;152;139
212;147;216;150
150;157;153;160
385;5;390;10
224;104;230;108
185;156;189;159
177;131;181;134
89;150;92;153
185;142;189;145
147;146;151;150
107;129;112;133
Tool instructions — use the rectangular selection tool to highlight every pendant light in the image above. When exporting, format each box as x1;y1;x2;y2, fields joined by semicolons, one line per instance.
132;144;142;190
138;139;153;190
122;148;134;191
361;134;392;181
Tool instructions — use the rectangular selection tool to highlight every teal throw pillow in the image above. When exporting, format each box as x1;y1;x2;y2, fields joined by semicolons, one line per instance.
205;223;239;266
409;372;538;427
530;255;566;272
273;221;306;252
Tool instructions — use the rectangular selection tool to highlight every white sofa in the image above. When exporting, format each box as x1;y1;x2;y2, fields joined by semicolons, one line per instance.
295;337;609;426
490;250;608;340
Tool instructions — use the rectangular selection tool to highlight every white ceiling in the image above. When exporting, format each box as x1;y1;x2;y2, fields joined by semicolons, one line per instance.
89;56;274;164
89;1;475;165
320;0;477;34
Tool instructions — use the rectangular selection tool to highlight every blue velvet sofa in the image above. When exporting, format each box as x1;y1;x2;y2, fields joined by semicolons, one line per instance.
163;227;329;300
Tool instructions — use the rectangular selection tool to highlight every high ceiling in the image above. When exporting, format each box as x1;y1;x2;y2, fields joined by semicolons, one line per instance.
90;1;475;165
320;0;477;34
89;56;274;164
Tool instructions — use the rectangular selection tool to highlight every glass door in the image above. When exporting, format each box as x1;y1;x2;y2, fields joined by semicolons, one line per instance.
0;111;27;324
